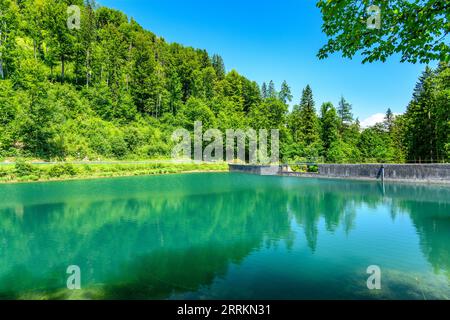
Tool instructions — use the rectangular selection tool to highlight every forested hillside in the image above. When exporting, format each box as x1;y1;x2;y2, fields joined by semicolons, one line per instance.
0;0;448;163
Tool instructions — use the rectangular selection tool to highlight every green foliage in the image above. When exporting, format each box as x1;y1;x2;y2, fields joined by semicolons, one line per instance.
180;97;216;130
48;163;77;178
338;96;353;127
0;0;446;166
261;82;268;99
291;164;308;173
358;123;395;163
402;63;450;162
211;54;225;80
317;0;450;64
267;80;277;99
288;85;322;159
327;140;361;163
2;162;228;183
14;159;38;177
250;98;287;130
290;162;319;173
279;80;293;105
298;85;321;146
384;108;394;131
320;102;340;160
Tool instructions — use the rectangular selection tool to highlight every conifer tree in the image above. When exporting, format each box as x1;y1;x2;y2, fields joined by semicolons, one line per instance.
261;82;268;99
337;96;353;126
320;102;339;157
279;80;293;104
384;108;394;132
211;54;225;80
298;85;320;147
268;80;276;98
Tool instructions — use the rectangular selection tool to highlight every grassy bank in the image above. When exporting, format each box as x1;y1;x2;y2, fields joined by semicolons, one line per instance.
0;161;228;184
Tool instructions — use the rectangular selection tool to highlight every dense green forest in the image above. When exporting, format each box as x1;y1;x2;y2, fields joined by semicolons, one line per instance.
0;0;448;163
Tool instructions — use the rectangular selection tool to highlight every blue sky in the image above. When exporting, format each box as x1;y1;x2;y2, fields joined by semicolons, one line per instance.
98;0;433;124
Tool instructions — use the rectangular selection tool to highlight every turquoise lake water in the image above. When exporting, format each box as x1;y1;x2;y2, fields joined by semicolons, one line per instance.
0;173;449;299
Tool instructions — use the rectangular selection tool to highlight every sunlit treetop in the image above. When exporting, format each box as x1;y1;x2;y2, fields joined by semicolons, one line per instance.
317;0;450;64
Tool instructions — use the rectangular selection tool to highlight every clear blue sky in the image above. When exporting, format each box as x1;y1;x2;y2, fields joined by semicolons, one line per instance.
99;0;433;122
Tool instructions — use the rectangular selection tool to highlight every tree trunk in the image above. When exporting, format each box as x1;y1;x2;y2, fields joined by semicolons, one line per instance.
0;55;4;79
61;54;65;82
126;43;132;91
33;39;37;60
86;49;90;87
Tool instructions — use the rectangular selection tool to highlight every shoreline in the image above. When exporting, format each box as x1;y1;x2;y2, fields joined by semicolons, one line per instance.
0;170;229;185
0;162;228;185
2;161;450;186
4;170;449;186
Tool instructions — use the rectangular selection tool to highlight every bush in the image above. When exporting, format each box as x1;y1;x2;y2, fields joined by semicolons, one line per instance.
110;134;128;159
291;164;307;173
0;168;8;177
48;163;77;178
290;163;318;173
15;160;36;177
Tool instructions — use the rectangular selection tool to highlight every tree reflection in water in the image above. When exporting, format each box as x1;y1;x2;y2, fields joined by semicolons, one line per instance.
0;173;448;299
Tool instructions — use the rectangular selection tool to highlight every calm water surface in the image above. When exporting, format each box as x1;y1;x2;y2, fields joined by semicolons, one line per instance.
0;173;449;299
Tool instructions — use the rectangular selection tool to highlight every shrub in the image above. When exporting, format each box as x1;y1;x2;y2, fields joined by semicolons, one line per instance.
110;134;128;159
291;164;307;173
48;163;77;178
0;168;8;177
15;160;36;177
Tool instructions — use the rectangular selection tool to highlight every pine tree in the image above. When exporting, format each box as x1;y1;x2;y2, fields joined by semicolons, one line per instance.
299;85;320;146
384;108;394;132
202;66;217;100
433;62;450;162
412;66;434;102
405;68;435;161
268;80;276;98
261;82;268;99
338;96;353;125
279;80;293;104
242;79;261;113
211;54;225;80
404;64;449;162
320;102;339;157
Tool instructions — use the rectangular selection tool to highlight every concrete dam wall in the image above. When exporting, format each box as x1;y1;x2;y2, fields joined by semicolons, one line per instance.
229;163;450;183
229;164;280;176
319;164;450;182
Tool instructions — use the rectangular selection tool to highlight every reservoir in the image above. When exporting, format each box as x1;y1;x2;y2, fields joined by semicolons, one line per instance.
0;173;448;299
